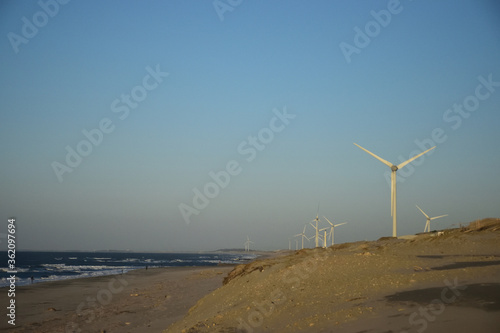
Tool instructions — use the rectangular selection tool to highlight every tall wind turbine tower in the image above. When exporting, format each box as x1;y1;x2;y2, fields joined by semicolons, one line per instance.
416;205;448;232
354;143;435;237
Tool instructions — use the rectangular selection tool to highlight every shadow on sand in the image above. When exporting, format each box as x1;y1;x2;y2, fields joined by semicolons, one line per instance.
386;283;500;311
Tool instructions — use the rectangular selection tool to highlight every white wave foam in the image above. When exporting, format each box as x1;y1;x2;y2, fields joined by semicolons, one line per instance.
0;267;30;273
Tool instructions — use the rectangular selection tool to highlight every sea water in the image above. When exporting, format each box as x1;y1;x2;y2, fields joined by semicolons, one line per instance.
0;251;255;287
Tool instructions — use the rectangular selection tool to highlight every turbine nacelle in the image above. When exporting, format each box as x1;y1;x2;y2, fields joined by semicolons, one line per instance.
391;165;398;171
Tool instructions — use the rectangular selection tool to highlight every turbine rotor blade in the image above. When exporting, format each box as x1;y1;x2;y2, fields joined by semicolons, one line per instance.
416;205;430;219
323;216;334;226
353;143;394;167
334;222;347;227
430;214;448;220
397;146;436;169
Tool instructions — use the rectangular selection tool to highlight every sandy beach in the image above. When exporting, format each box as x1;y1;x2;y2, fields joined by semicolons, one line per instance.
2;218;500;333
0;265;235;333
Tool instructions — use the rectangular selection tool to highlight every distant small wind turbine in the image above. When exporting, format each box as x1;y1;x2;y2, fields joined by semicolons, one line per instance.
354;143;436;237
416;205;448;232
322;229;328;248
244;236;254;252
309;205;322;247
323;216;347;246
294;224;310;250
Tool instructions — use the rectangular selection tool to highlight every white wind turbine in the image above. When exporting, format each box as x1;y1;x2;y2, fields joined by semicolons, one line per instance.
309;211;322;248
244;236;254;252
354;143;436;237
294;224;310;250
318;223;331;248
314;229;325;248
323;216;347;246
416;205;448;232
321;228;328;248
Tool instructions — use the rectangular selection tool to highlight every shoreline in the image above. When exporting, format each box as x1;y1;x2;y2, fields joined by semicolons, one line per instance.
0;250;260;288
0;265;236;332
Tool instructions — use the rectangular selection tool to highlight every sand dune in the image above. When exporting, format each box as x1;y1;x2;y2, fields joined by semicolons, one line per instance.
166;218;500;332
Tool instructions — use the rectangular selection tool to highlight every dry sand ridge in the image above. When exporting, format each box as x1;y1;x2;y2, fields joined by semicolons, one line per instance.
167;218;500;332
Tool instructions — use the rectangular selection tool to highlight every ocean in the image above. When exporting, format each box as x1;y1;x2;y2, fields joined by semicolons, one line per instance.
0;251;256;287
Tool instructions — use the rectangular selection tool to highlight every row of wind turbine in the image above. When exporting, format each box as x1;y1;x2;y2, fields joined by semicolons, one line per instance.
248;143;445;252
292;209;348;249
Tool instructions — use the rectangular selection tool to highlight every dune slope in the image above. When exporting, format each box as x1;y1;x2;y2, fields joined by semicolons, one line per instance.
166;218;500;332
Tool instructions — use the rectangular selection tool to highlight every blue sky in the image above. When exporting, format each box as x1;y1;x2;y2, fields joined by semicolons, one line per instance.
1;0;499;251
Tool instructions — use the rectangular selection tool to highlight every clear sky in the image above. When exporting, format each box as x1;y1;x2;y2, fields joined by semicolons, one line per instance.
1;0;499;252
